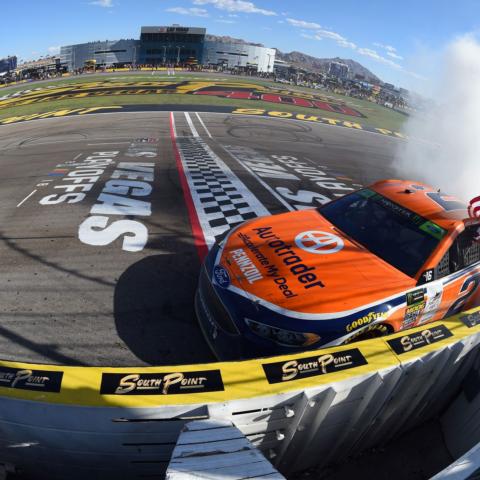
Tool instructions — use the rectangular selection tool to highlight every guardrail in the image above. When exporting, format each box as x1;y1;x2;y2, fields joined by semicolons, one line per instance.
0;307;479;479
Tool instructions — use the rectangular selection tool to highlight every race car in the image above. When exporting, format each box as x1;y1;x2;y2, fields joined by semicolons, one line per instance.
195;179;480;360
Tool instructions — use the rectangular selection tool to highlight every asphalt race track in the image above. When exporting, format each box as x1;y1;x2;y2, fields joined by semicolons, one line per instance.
0;111;401;366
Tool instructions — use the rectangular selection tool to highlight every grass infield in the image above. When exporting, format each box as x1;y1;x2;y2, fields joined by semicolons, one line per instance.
0;73;407;132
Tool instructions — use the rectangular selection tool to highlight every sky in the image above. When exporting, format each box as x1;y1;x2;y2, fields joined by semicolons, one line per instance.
1;0;480;91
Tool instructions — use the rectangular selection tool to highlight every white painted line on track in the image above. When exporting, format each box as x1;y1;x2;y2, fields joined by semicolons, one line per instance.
86;142;130;146
17;189;37;208
73;153;82;161
222;146;295;212
184;112;199;138
195;112;212;138
170;112;177;138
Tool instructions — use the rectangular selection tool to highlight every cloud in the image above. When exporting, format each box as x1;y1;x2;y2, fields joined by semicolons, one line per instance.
373;42;403;60
387;51;404;60
404;70;427;81
373;42;396;52
357;47;402;69
193;0;276;16
336;39;357;50
215;18;236;23
48;46;60;55
313;29;356;50
315;29;343;41
287;18;355;50
90;0;113;7
288;16;417;75
286;18;321;29
166;6;209;16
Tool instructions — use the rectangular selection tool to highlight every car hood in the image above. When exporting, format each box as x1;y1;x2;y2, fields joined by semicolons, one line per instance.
216;209;415;316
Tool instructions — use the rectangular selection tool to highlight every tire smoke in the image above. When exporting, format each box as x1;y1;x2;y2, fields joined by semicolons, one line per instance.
395;35;480;203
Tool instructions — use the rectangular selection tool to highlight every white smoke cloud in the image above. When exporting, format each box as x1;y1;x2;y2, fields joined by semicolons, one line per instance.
395;35;480;202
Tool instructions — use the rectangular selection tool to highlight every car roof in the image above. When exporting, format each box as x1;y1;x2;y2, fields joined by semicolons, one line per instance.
370;179;470;232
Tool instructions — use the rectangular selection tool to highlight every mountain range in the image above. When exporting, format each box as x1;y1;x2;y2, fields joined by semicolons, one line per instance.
205;34;381;83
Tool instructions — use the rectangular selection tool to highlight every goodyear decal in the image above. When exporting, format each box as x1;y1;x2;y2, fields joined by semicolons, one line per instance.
262;348;367;384
100;370;224;395
387;325;453;354
346;311;388;332
0;80;365;118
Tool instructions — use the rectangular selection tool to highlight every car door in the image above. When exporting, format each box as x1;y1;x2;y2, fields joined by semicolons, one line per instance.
421;227;480;322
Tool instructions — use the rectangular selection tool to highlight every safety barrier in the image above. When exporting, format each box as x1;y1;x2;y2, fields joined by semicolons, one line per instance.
431;442;480;479
166;419;285;479
0;307;479;479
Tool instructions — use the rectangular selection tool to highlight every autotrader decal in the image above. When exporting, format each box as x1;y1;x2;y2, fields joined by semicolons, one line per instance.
100;370;224;395
251;226;326;292
0;367;63;392
262;348;367;384
387;325;453;354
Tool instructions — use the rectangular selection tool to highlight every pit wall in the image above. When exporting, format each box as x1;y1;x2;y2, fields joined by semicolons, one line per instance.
1;308;480;479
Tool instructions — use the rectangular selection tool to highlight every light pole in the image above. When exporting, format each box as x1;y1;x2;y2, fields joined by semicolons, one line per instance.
267;53;272;73
176;46;183;66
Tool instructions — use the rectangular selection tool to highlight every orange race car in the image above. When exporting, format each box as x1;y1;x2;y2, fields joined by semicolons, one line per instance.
196;179;480;360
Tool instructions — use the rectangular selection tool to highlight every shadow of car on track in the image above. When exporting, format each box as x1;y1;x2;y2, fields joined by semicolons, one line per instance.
114;252;215;366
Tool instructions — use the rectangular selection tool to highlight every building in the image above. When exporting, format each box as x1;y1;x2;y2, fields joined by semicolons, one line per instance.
0;56;17;74
203;40;274;72
328;61;349;79
60;39;140;71
140;26;205;65
60;25;275;73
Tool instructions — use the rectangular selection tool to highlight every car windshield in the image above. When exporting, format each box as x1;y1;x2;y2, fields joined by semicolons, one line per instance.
319;189;447;278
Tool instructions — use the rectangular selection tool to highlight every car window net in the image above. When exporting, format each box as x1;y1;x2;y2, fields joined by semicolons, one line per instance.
435;249;451;278
459;231;480;267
